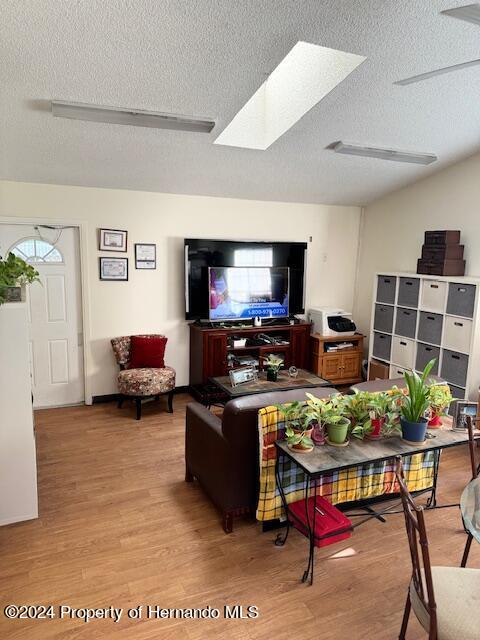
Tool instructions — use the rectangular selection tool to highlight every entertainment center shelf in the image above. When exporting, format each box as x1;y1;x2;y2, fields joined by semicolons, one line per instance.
189;322;311;385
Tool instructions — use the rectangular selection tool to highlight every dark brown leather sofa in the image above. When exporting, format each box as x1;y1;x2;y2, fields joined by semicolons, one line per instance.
185;386;336;533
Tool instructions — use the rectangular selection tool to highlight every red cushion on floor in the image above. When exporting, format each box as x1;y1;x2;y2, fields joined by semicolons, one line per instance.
129;335;167;369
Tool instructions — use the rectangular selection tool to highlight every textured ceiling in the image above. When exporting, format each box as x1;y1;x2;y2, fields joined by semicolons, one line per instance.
2;0;480;205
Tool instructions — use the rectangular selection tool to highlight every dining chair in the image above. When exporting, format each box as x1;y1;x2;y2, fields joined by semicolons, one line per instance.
460;415;478;567
395;457;480;640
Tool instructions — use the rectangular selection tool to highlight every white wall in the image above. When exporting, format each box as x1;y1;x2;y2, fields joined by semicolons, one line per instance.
354;152;480;343
0;180;361;399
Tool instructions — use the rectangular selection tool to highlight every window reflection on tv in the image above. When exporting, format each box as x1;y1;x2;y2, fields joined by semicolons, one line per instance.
209;267;289;321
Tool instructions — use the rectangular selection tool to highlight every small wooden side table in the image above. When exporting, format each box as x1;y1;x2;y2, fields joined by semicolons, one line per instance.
310;333;364;386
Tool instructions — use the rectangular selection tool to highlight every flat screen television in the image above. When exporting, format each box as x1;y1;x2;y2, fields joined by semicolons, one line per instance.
185;239;307;320
209;266;289;321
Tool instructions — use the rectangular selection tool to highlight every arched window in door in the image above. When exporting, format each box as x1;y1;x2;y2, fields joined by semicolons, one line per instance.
9;237;63;264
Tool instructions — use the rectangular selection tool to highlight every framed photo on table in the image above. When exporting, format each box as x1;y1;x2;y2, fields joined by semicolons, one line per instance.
98;228;128;252
135;243;156;269
229;366;257;388
452;400;478;431
99;257;128;281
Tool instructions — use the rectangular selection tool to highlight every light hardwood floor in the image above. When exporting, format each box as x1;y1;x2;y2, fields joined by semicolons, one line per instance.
0;394;476;639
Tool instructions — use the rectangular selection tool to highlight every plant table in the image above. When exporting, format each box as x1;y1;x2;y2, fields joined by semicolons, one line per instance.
274;422;479;585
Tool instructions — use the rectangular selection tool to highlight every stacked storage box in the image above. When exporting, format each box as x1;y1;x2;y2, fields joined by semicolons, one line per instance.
417;230;465;276
368;273;480;402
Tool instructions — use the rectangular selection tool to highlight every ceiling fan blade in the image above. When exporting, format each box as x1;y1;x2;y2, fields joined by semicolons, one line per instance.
394;58;480;85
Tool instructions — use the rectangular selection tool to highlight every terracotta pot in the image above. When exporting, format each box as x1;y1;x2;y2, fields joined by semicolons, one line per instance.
428;407;443;428
290;428;314;452
366;416;385;440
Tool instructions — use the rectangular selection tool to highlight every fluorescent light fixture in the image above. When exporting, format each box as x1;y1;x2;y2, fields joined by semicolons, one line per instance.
394;58;480;85
51;101;215;133
441;3;480;26
214;41;366;150
333;142;437;165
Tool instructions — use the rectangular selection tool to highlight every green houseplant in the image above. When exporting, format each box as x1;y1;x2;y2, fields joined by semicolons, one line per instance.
262;354;283;382
342;390;370;428
363;392;401;440
0;253;40;305
274;400;305;431
284;421;314;453
400;359;436;443
427;385;453;428
305;393;352;446
275;401;314;453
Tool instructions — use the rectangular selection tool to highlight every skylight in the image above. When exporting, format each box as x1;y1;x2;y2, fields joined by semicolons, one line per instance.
214;41;366;150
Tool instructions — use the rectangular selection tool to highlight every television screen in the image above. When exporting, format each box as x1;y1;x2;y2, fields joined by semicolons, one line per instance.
209;267;289;321
185;239;306;320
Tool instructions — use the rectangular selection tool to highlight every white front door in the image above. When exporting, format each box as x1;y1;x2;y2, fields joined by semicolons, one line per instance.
0;224;84;408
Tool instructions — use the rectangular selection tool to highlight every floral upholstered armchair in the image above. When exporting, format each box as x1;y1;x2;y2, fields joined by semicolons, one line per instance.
111;334;176;420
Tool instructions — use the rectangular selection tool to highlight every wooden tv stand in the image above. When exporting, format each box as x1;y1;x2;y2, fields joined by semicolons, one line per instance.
189;321;312;385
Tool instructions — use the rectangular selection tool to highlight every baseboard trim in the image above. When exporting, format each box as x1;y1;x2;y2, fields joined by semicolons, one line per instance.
92;393;119;404
92;386;191;404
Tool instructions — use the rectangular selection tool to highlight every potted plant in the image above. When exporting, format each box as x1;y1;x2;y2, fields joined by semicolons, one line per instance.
342;390;370;428
0;253;40;305
427;385;453;428
305;393;351;446
363;392;401;440
274;400;305;431
284;421;314;453
275;400;324;453
399;359;436;444
262;354;284;382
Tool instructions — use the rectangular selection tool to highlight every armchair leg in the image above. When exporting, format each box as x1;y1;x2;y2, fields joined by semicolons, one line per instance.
117;394;124;409
399;592;411;639
136;398;142;421
185;466;194;482
167;390;174;414
461;532;473;567
222;512;233;534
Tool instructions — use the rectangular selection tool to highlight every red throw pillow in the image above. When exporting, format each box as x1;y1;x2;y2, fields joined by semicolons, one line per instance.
129;335;167;369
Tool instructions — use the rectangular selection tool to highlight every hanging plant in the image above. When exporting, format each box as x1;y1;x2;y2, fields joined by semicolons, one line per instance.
0;253;40;305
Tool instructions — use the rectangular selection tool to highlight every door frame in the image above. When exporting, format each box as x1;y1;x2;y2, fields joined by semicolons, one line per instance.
0;216;92;405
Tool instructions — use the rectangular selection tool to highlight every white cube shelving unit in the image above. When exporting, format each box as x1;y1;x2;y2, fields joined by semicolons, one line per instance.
368;272;480;402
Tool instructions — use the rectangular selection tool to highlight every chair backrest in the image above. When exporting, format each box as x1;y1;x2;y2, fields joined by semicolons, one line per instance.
111;334;166;368
395;457;438;638
465;415;479;481
111;336;132;367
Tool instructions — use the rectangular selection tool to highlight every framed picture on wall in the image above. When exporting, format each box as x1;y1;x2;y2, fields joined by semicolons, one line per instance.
135;243;156;269
99;228;128;252
99;257;128;281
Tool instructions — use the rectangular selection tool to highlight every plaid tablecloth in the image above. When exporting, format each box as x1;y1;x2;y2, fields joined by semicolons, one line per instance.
257;405;436;522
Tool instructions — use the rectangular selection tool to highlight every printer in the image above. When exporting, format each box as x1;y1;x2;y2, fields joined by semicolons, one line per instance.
308;307;356;337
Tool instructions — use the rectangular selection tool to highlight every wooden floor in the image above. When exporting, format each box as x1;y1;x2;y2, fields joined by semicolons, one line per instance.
0;394;477;640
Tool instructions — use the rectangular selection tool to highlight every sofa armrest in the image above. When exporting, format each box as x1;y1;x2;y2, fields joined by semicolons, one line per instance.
186;402;224;439
185;402;228;474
